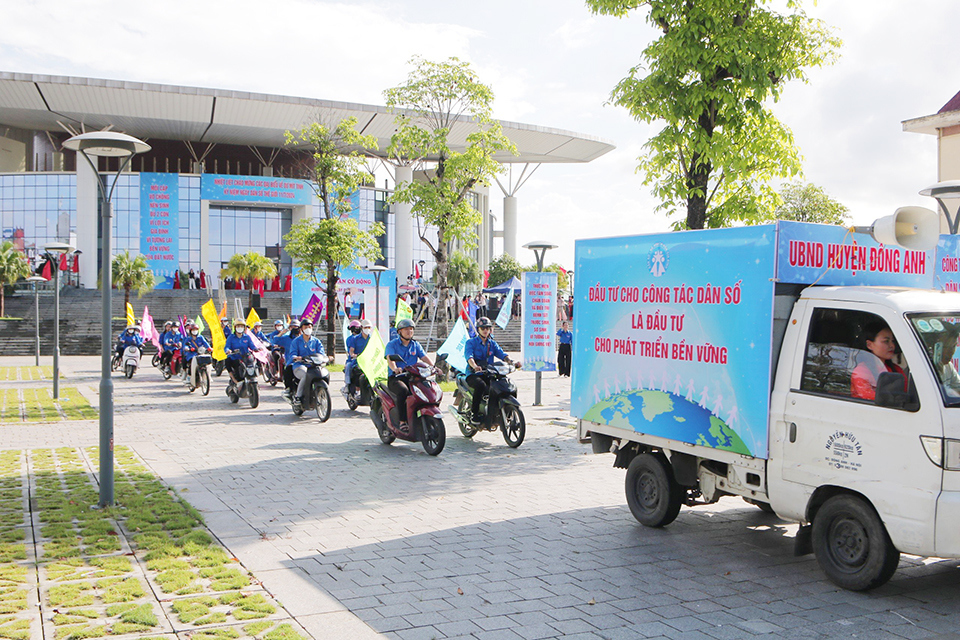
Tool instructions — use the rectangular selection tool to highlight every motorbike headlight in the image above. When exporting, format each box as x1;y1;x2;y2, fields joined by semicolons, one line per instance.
412;385;428;402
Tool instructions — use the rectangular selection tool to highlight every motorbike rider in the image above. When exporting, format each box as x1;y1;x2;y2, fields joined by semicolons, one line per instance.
182;321;211;389
288;318;325;408
251;320;267;343
385;318;434;428
159;321;179;368
266;319;285;343
275;320;300;399
266;319;286;371
116;324;144;360
224;319;259;391
464;316;517;425
343;320;369;396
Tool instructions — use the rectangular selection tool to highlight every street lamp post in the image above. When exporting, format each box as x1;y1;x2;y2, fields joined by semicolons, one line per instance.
522;241;558;407
63;131;150;508
26;276;46;367
44;242;75;400
370;265;388;336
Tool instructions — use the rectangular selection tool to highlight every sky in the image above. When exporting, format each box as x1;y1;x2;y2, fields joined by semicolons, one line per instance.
2;0;959;267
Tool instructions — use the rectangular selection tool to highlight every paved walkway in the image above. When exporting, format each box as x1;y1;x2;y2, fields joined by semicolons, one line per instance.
3;355;960;639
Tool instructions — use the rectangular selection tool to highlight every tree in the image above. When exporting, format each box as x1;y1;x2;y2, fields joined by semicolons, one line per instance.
487;254;523;290
111;251;155;311
587;0;840;229
771;182;849;225
447;251;481;296
285;117;382;355
0;241;31;317
543;264;570;293
220;252;277;310
385;57;517;335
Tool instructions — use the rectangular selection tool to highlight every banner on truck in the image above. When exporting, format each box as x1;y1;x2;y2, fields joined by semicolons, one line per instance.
571;227;777;459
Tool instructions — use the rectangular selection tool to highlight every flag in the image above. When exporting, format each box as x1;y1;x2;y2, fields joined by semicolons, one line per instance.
483;270;489;288
414;263;421;279
202;300;227;361
496;287;514;329
467;299;478;336
178;315;187;336
356;327;389;384
126;303;135;327
41;261;51;281
246;331;271;365
218;301;227;319
245;307;262;328
59;254;68;271
71;254;79;273
301;294;323;324
395;297;413;325
194;315;204;333
142;306;161;349
342;316;351;352
437;318;470;374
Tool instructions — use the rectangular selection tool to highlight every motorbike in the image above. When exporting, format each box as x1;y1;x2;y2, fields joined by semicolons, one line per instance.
213;358;225;377
121;345;141;379
161;348;184;381
259;347;282;387
370;355;445;456
342;362;374;411
288;354;332;422
151;350;161;368
225;352;260;408
183;346;213;396
451;360;525;448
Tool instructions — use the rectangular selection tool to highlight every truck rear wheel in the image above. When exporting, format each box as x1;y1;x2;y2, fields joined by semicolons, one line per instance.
625;453;683;527
812;494;900;591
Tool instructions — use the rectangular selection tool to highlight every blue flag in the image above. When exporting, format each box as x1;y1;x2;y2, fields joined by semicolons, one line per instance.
437;317;470;374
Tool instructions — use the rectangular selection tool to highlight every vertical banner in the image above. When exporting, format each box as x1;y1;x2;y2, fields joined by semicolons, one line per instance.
140;173;179;289
522;271;557;371
496;286;514;329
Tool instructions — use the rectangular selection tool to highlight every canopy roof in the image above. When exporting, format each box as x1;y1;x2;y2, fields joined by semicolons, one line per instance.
484;276;523;294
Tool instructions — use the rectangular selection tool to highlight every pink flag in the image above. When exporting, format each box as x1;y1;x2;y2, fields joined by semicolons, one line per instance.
246;331;271;365
142;306;161;349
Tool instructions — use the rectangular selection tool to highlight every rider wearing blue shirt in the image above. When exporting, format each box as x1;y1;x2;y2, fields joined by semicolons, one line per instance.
344;320;370;396
182;323;211;389
116;325;144;359
266;319;285;344
557;321;573;377
464;316;516;424
224;319;258;386
159;321;179;368
288;318;326;404
385;318;433;425
251;321;268;343
276;320;300;398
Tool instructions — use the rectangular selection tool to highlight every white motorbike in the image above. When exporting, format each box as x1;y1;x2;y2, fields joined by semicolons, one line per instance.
121;345;141;379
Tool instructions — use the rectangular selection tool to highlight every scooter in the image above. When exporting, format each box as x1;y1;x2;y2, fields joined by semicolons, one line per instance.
288;354;332;422
343;363;374;411
450;360;525;448
225;352;260;408
260;347;282;387
121;345;141;379
183;346;213;396
161;348;184;381
370;355;445;456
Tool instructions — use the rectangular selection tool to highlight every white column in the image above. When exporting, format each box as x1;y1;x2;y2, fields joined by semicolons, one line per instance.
76;157;98;289
394;165;414;282
503;195;518;259
200;200;210;274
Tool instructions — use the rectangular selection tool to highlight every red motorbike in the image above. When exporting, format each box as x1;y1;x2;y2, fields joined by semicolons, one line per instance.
371;356;446;456
162;349;184;380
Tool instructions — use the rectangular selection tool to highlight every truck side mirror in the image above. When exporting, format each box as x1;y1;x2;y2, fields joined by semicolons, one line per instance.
875;372;920;412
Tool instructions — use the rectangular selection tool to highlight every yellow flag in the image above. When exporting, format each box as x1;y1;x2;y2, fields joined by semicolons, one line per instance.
395;298;413;325
126;303;135;326
356;327;389;384
202;299;227;361
246;307;262;328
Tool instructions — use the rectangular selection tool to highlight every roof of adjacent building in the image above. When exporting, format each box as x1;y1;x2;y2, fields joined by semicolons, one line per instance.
903;90;960;135
0;72;615;164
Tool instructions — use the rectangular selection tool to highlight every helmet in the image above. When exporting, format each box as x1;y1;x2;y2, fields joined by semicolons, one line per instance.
348;320;361;334
274;319;284;327
396;318;416;331
253;320;262;328
163;321;173;328
289;319;301;328
360;319;372;329
476;317;493;329
233;319;247;327
300;318;313;327
132;325;142;332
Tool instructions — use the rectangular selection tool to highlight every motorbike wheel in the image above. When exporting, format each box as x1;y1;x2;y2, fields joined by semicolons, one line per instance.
259;363;269;384
161;365;171;381
214;360;224;377
292;401;304;417
346;391;359;411
111;355;121;372
315;384;331;422
248;383;260;409
124;364;135;379
420;416;446;456
457;398;477;438
501;405;526;448
151;352;160;368
199;368;210;396
373;403;394;444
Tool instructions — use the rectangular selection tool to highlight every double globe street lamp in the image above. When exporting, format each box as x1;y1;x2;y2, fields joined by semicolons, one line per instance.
63;131;150;508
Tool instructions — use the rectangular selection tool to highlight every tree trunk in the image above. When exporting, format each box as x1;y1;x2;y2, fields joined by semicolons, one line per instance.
1;286;5;318
325;262;338;360
685;158;710;230
433;233;449;340
125;287;130;313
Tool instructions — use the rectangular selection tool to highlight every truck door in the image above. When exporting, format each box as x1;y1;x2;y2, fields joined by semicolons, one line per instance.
775;303;942;556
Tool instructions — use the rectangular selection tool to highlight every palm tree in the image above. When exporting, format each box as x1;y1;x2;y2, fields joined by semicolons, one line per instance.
221;252;277;309
111;251;156;310
447;251;481;297
0;241;31;318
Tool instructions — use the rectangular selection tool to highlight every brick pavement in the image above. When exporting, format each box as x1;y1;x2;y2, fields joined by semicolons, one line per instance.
2;355;960;639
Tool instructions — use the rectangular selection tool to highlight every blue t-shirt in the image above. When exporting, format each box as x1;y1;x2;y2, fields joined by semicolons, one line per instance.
346;333;370;360
118;332;144;348
224;333;257;360
161;331;182;352
182;335;211;361
252;329;267;343
385;338;426;376
289;336;326;371
557;329;573;345
266;329;284;345
464;336;508;369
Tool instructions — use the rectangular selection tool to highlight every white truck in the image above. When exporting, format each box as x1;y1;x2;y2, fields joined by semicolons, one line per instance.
572;218;960;590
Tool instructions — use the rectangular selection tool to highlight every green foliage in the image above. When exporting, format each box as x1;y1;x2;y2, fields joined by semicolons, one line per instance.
587;0;841;229
770;182;849;225
385;57;517;295
446;252;481;295
487;254;523;290
220;252;278;309
283;218;384;289
0;242;30;318
543;264;569;292
110;251;156;309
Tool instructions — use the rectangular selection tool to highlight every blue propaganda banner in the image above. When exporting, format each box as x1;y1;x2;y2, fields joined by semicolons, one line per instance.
522;271;557;372
291;267;396;319
936;234;960;292
201;174;313;205
571;227;777;459
139;173;179;289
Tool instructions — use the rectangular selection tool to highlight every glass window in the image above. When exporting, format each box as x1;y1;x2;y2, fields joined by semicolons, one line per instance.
909;313;960;406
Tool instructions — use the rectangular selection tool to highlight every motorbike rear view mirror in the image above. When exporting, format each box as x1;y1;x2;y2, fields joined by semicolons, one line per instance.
389;354;403;362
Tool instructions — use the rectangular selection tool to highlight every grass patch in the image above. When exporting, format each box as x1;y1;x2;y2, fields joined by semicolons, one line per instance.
243;621;273;637
97;577;144;603
228;593;275;620
0;387;96;423
48;583;94;607
171;596;217;624
0;617;31;640
263;623;308;640
191;629;240;640
54;623;105;640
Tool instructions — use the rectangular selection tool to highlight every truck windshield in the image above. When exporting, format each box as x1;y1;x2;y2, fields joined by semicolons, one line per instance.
908;313;960;406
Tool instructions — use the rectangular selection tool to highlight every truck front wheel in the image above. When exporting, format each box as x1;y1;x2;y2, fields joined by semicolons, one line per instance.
625;453;683;527
812;494;900;591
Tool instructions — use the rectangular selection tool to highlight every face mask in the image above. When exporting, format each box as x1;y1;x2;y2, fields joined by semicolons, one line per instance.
235;328;245;335
361;329;370;337
290;328;300;336
190;330;199;336
302;328;313;337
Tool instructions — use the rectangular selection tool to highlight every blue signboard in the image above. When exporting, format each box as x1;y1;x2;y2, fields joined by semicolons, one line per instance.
291;267;396;320
201;174;313;205
521;271;557;372
776;220;933;287
571;227;777;459
139;173;179;289
936;234;960;292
